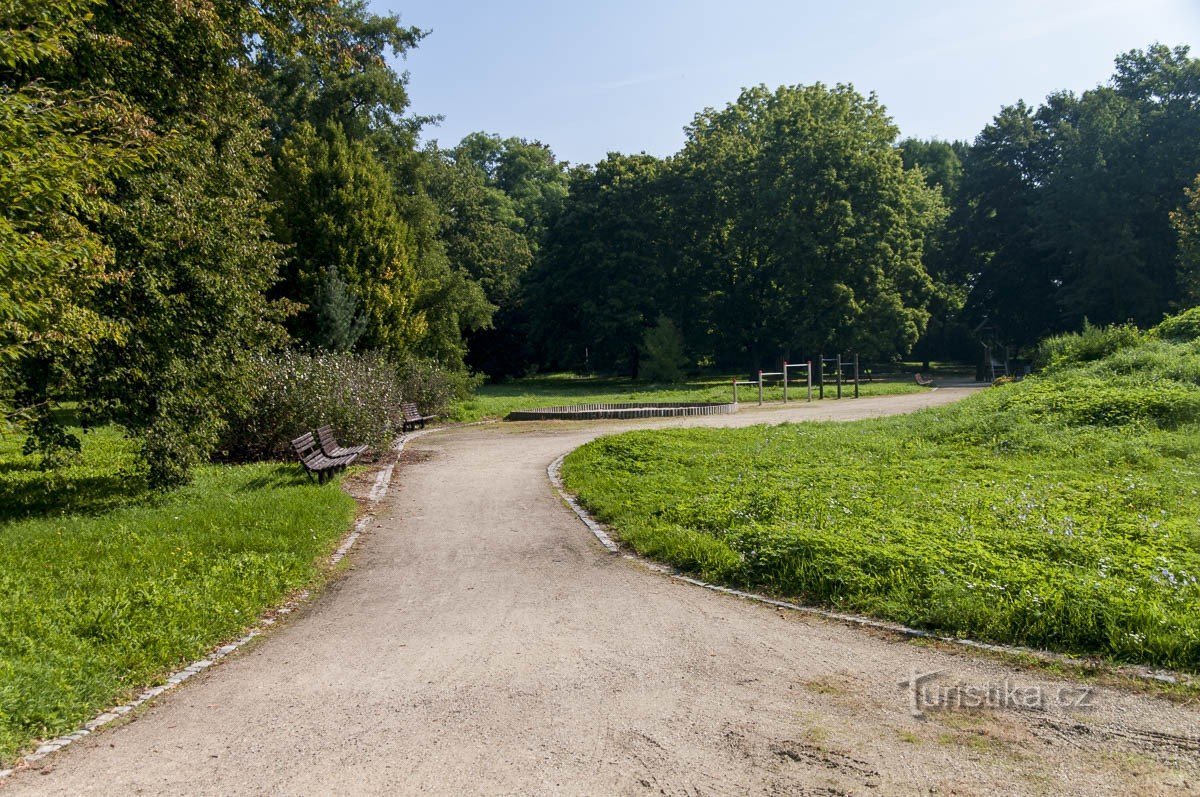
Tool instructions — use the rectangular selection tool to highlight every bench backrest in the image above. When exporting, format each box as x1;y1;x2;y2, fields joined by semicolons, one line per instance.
292;431;321;459
401;402;421;419
316;424;336;450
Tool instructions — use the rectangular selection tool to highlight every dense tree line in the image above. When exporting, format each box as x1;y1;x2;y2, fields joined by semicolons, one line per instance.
2;3;1198;483
515;44;1200;375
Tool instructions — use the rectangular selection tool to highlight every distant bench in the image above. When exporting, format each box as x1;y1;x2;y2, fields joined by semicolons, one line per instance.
914;373;936;387
401;402;437;432
292;429;360;484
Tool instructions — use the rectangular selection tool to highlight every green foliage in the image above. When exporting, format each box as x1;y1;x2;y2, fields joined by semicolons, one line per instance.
393;352;483;416
0;412;355;765
530;154;672;375
1171;179;1200;307
563;334;1200;669
274;121;424;356
0;0;149;371
222;350;406;461
640;317;688;383
85;119;286;488
961;45;1200;348
313;264;367;352
529;84;945;375
677;84;944;364
1153;306;1200;342
1035;322;1144;369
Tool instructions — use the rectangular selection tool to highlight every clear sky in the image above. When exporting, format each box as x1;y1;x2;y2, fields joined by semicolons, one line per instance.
373;0;1200;166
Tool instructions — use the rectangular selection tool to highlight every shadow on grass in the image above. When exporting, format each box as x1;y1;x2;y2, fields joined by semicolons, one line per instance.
0;468;149;523
234;464;315;492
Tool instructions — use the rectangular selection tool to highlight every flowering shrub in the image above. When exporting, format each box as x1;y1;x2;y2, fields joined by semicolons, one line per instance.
221;351;479;461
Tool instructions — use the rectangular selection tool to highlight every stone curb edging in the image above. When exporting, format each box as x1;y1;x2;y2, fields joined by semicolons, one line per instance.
546;453;1191;689
507;402;736;421
0;427;442;782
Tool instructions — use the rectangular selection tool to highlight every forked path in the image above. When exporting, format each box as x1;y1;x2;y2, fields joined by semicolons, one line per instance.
9;390;1200;795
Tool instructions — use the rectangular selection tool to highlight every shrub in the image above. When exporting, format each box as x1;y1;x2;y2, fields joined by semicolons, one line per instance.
394;353;483;417
221;351;403;461
221;350;481;462
1152;306;1200;342
1035;321;1143;371
640;316;689;383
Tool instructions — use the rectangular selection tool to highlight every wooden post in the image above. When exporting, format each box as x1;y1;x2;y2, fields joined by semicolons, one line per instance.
836;354;843;399
806;360;813;402
782;362;789;403
818;354;824;400
757;370;764;406
732;378;738;405
853;354;860;398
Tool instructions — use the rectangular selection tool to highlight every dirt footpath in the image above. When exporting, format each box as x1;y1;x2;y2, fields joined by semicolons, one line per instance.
7;389;1200;795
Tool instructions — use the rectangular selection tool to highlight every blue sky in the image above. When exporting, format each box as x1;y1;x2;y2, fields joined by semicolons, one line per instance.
373;0;1200;166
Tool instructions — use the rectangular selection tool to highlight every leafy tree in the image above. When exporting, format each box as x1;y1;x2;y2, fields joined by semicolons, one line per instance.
899;138;968;199
1174;174;1200;307
273;121;425;356
677;84;944;367
528;154;675;376
313;264;367;352
962;45;1200;349
899;138;975;366
15;0;322;484
0;0;149;438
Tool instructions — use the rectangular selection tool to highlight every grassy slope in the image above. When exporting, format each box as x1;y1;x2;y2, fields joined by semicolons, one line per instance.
563;332;1200;670
0;415;355;766
450;373;924;422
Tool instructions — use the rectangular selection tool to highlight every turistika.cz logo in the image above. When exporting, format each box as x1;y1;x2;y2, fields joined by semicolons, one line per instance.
899;669;1096;717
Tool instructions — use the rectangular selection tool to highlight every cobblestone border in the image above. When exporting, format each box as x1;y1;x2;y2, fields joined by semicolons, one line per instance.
0;428;439;781
546;453;1190;689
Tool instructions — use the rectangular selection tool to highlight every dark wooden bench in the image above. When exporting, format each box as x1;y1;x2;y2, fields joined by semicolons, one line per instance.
292;431;358;484
401;401;437;432
914;373;936;387
316;424;367;459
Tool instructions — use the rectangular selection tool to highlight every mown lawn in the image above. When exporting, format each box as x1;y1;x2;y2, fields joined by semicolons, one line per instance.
0;413;356;766
450;373;925;422
562;332;1200;670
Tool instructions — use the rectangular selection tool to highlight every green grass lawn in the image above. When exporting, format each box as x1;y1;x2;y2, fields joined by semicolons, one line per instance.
0;413;356;767
562;332;1200;671
450;373;925;422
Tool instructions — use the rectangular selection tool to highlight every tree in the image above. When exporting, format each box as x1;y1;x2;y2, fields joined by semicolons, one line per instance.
676;84;944;367
527;154;675;376
14;0;326;484
0;0;149;441
1174;175;1200;307
899;138;973;366
962;45;1200;348
640;316;688;383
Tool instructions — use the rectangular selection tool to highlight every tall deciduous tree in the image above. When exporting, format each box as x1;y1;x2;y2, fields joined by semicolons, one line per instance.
0;0;149;439
677;84;944;367
528;154;675;376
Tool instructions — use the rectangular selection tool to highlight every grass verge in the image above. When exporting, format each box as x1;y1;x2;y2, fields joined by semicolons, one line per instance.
0;413;356;766
562;321;1200;671
451;373;924;422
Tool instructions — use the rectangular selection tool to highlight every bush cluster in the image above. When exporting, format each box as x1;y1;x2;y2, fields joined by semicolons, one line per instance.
220;351;478;462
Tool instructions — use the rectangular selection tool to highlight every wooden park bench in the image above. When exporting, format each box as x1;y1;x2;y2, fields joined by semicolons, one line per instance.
401;401;437;432
316;424;367;459
292;431;358;484
914;373;936;387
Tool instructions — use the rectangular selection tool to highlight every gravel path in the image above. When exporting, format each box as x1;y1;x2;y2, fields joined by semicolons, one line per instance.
7;389;1200;795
